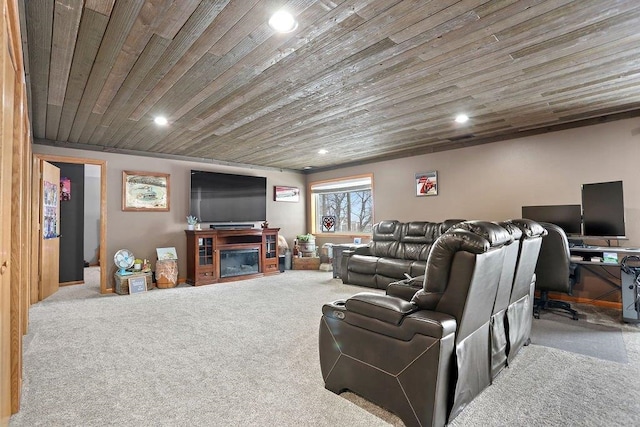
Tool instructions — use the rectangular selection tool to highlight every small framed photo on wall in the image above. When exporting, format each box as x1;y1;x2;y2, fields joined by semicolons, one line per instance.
416;171;438;196
274;186;300;202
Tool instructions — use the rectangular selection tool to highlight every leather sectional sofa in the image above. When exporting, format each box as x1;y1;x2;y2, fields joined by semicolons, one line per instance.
340;219;464;289
320;219;546;427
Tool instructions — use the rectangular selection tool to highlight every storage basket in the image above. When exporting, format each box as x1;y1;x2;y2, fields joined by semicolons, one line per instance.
156;259;178;288
114;271;153;295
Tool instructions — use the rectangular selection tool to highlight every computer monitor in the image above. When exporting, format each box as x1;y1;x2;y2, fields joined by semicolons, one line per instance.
521;204;582;235
581;180;625;238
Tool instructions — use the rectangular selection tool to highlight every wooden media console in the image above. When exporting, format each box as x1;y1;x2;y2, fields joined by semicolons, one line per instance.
185;228;280;286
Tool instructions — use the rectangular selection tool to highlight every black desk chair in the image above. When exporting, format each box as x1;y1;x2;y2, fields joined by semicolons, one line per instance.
534;222;579;320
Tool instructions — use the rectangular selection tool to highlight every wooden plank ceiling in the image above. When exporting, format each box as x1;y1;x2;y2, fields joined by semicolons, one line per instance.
19;0;640;171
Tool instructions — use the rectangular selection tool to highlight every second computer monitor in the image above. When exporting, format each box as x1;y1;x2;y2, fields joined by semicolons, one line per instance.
521;204;582;236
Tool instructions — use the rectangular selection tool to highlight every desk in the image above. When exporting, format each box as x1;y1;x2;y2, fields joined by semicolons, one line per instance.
569;246;640;322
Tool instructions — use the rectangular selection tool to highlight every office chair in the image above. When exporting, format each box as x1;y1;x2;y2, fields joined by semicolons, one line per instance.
533;222;579;320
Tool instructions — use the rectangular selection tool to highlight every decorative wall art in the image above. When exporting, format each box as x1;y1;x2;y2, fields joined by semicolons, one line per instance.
274;185;300;202
60;177;71;201
321;215;336;232
415;171;438;197
156;247;178;260
43;180;58;239
122;170;170;211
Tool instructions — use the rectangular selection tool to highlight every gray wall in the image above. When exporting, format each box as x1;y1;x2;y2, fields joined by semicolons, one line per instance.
84;164;101;265
308;117;640;248
32;144;306;284
34;116;640;287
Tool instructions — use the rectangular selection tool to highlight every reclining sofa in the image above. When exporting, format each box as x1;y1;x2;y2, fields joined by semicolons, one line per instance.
340;219;463;289
319;220;545;427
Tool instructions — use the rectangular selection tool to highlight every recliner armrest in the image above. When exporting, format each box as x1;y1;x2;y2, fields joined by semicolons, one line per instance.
343;246;371;256
345;292;418;325
386;275;424;301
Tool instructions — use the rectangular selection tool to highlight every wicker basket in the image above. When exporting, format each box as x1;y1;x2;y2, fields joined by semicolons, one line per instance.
114;271;154;295
156;259;178;288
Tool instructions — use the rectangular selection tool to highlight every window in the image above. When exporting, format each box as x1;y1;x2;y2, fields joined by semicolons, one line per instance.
310;175;373;234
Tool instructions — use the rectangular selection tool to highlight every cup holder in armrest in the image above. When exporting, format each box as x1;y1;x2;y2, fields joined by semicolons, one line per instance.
323;300;347;319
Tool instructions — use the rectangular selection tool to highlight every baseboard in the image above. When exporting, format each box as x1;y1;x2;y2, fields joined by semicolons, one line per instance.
59;280;84;287
544;292;622;310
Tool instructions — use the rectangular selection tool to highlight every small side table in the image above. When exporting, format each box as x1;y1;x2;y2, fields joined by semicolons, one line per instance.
114;271;154;295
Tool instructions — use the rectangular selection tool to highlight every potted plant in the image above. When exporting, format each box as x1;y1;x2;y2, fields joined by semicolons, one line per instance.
296;233;316;256
186;215;198;230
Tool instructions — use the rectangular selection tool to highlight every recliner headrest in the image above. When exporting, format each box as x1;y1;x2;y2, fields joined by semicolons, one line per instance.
375;220;399;234
400;222;439;243
498;221;523;241
451;220;513;248
440;219;465;233
509;219;548;238
433;229;490;255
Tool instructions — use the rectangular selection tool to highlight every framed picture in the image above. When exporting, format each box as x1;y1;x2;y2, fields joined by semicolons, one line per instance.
156;247;178;260
122;170;170;211
416;171;438;197
60;177;71;201
274;185;300;202
128;276;147;294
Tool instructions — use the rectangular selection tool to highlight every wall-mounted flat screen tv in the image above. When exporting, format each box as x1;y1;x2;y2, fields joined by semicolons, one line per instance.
581;180;625;238
190;170;267;223
521;204;582;235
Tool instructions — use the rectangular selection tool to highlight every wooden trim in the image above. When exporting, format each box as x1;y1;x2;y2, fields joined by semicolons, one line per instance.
10;60;25;415
30;156;40;304
59;280;84;287
34;154;108;294
544;291;622;310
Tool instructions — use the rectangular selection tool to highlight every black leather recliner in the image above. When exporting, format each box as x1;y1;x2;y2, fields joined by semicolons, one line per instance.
505;220;547;362
319;221;512;427
488;221;523;380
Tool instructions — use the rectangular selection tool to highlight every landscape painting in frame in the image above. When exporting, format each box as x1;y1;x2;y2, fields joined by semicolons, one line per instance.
122;170;170;211
274;186;300;202
416;171;438;196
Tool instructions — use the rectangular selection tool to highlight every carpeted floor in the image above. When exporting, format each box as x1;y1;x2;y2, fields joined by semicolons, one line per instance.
9;269;640;426
530;309;629;363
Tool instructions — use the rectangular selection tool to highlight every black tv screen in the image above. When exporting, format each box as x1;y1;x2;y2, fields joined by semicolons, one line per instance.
521;204;582;235
581;180;625;238
190;170;267;223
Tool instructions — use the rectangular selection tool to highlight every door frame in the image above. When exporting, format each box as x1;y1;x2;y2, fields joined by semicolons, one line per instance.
33;154;108;295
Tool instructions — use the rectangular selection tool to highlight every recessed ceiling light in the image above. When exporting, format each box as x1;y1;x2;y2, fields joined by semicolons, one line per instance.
154;116;168;126
269;10;298;33
318;149;328;155
455;114;469;124
303;166;312;170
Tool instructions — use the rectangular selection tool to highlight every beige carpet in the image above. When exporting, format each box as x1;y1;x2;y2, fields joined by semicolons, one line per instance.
10;270;640;426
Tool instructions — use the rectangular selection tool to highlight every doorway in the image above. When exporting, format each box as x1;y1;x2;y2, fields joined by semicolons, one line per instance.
33;154;107;298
